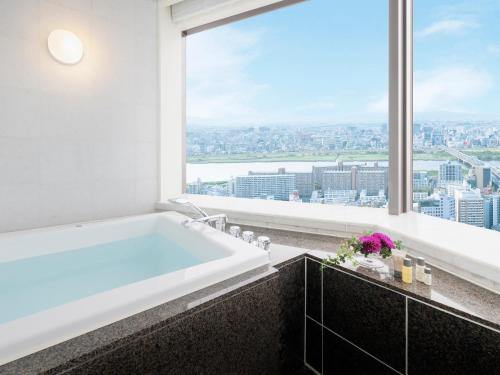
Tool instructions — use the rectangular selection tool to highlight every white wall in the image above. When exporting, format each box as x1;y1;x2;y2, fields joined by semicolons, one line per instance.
0;0;159;232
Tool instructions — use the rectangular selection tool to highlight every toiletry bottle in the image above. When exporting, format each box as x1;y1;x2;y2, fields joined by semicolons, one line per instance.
416;257;426;282
402;257;413;284
424;267;432;286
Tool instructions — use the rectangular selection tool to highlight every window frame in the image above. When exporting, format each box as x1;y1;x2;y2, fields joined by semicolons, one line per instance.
157;0;500;293
160;0;413;213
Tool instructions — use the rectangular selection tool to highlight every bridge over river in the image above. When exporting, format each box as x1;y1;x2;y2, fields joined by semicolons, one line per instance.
442;147;500;185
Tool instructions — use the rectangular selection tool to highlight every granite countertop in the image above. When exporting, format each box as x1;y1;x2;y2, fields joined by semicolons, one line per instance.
236;224;500;331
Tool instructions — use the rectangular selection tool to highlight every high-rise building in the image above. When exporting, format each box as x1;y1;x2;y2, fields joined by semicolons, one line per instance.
490;194;500;228
356;169;387;195
291;172;313;200
235;174;295;201
312;165;338;189
484;197;493;229
248;168;312;200
413;171;430;190
322;170;353;191
439;161;462;183
419;192;455;220
455;190;484;227
186;178;203;194
475;166;491;188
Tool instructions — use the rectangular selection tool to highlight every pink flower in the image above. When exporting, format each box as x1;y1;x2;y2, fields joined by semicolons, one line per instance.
372;232;395;250
358;235;382;254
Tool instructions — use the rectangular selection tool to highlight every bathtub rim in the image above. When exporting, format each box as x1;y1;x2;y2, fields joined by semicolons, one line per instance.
0;211;270;365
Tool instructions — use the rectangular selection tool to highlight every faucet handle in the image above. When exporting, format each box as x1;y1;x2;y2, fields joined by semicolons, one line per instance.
242;231;254;243
257;236;271;251
229;225;241;238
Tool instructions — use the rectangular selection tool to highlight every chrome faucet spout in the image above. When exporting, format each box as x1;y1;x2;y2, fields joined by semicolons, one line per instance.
168;197;209;218
182;214;228;232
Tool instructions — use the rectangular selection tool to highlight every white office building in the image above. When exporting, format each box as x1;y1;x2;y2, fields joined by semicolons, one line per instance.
419;192;455;221
455;190;484;227
235;174;296;201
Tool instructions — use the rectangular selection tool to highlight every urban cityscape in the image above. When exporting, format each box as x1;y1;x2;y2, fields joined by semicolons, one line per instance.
186;121;500;231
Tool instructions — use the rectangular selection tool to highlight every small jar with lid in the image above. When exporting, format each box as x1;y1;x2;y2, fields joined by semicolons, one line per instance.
402;257;413;284
416;257;426;282
424;267;432;286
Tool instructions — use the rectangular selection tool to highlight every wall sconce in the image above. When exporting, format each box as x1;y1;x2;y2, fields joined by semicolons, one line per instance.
47;29;84;65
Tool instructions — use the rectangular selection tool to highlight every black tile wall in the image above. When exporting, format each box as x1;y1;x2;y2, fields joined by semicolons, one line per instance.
322;266;406;373
305;318;322;374
277;258;306;374
408;299;500;375
305;256;500;375
64;276;282;375
306;258;321;322
323;328;398;375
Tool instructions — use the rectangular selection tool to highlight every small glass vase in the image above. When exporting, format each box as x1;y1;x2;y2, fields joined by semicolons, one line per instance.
355;254;386;269
355;254;394;279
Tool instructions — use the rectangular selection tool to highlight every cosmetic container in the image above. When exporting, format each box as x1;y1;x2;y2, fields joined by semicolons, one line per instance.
416;257;426;282
402;257;413;284
424;267;432;286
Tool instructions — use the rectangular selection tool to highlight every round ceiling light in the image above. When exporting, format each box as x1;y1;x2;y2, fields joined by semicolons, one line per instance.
47;29;84;65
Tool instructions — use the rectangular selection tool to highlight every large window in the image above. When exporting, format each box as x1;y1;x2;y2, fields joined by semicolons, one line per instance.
412;0;500;231
185;0;389;207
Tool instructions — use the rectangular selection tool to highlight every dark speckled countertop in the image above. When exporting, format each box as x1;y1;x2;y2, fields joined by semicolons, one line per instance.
237;224;500;331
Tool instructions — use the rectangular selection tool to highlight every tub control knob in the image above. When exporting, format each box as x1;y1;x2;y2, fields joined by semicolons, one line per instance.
242;231;254;243
229;225;241;238
257;236;271;251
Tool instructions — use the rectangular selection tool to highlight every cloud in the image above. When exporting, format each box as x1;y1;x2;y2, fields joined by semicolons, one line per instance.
416;19;478;38
186;26;267;125
367;66;492;114
414;67;491;113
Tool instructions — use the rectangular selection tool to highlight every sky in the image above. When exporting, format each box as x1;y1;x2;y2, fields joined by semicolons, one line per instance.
186;0;500;127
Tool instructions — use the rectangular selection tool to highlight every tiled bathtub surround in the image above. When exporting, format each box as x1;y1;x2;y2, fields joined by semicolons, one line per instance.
305;257;500;375
0;256;309;375
0;266;280;375
275;256;306;373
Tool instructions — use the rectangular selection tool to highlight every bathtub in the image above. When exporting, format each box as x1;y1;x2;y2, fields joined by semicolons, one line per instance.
0;212;270;365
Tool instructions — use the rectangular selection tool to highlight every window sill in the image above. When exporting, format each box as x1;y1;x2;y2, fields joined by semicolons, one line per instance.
156;195;500;294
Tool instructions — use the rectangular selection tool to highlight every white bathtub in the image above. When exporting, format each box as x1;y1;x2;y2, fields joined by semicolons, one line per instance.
0;212;270;365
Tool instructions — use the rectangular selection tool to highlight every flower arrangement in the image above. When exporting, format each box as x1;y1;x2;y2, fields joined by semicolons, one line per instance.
322;231;402;268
